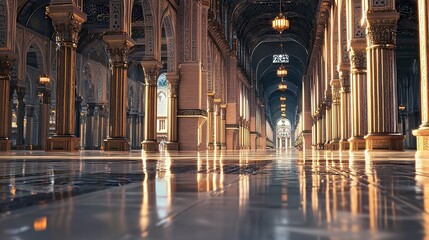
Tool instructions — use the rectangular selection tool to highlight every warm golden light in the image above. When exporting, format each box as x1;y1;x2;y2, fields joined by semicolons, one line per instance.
281;103;286;108
33;217;47;231
277;65;288;77
278;82;287;91
39;74;50;85
399;104;406;111
281;107;286;112
280;96;286;101
272;12;289;33
281;113;286;117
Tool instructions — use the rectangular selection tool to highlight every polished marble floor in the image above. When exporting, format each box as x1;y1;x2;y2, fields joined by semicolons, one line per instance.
0;150;429;239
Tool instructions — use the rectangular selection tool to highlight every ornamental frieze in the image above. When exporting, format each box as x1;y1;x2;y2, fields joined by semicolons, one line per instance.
177;109;208;117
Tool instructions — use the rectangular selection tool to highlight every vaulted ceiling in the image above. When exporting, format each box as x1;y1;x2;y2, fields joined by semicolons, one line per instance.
228;0;321;127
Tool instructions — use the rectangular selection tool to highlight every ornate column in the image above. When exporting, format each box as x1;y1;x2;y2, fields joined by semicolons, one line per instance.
339;68;351;150
413;0;429;150
207;92;215;149
75;95;83;139
317;115;323;149
98;104;106;150
300;76;312;149
0;53;15;151
25;105;35;149
166;74;179;150
214;98;221;150
38;82;51;150
141;61;162;152
330;79;341;150
325;98;332;150
220;104;227;149
16;85;26;147
47;4;85;151
85;103;95;149
349;45;367;151
103;34;134;151
364;10;403;150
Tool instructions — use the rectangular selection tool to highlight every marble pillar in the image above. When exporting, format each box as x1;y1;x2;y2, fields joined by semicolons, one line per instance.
207;92;215;150
103;34;134;151
365;11;403;150
86;103;95;149
46;4;86;151
47;4;86;151
38;83;51;150
141;61;162;152
16;86;26;147
214;99;221;150
220;104;227;149
330;79;341;150
301;76;312;149
25;105;35;149
413;0;429;150
349;45;367;151
166;74;179;150
339;68;351;151
98;104;106;150
0;52;15;151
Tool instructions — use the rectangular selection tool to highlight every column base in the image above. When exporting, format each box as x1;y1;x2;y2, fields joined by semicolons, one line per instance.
104;138;130;151
302;132;312;150
220;144;226;150
0;139;12;152
207;143;215;150
349;137;366;151
364;133;403;151
330;140;340;150
413;128;429;151
165;141;179;150
215;143;221;150
317;144;325;150
325;142;331;150
142;140;159;152
339;139;350;151
46;136;80;152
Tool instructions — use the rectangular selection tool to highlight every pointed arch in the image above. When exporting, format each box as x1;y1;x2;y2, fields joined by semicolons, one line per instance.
161;9;177;73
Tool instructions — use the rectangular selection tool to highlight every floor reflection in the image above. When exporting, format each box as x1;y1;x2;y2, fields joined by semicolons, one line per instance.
0;150;428;239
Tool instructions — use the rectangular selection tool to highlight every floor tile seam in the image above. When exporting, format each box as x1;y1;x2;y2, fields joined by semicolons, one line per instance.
0;180;155;219
326;165;426;214
148;173;248;230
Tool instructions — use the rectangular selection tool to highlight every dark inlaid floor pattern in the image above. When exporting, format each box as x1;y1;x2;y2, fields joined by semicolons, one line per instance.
0;150;428;240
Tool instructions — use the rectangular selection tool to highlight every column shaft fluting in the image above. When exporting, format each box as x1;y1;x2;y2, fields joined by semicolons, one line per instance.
166;74;179;150
349;46;367;151
0;53;14;151
47;5;86;151
339;70;351;150
413;0;429;150
365;12;403;150
141;61;162;152
103;34;134;151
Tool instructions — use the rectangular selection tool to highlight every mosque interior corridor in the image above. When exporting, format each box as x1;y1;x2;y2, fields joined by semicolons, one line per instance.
1;0;429;238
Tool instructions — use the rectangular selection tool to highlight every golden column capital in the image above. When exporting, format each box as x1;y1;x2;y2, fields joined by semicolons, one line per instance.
366;11;400;46
141;61;163;86
48;4;87;47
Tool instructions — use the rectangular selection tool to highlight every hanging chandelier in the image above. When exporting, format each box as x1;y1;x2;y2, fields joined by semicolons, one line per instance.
277;65;288;77
281;103;286;108
280;96;286;101
39;74;50;85
281;107;286;112
281;113;286;117
278;78;287;91
272;0;289;33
